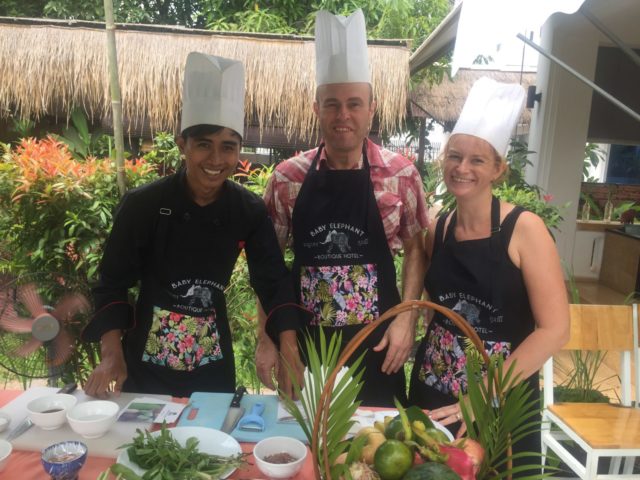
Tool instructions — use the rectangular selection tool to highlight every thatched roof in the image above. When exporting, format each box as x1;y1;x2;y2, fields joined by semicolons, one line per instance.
411;68;536;131
0;17;410;147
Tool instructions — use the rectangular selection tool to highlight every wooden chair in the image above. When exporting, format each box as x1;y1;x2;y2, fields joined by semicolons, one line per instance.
541;303;640;479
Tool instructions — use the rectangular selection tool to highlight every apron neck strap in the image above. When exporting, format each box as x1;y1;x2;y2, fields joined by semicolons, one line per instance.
311;140;370;171
489;195;503;310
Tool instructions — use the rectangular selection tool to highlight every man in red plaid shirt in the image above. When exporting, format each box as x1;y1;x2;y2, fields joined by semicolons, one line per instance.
258;9;429;406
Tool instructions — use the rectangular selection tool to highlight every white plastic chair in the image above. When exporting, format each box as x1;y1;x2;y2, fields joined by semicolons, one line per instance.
541;303;640;479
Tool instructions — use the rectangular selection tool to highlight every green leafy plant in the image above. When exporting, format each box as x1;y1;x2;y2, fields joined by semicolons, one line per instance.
583;143;604;182
0;136;157;280
52;108;113;160
103;423;247;479
460;348;550;479
279;328;365;479
10;116;36;140
493;185;566;231
553;351;612;403
579;192;602;220
142;132;183;176
224;253;262;393
614;201;640;221
233;160;276;196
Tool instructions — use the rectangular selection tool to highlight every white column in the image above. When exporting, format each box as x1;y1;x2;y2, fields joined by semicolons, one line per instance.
525;12;600;267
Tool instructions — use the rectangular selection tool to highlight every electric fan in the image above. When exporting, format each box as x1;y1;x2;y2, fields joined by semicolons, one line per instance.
0;272;92;379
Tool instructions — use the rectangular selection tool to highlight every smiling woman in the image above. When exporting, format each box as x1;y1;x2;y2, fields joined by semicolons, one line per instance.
409;77;570;474
443;135;504;206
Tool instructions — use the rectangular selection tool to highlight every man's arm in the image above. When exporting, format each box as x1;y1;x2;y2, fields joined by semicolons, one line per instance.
373;230;427;373
83;191;146;396
84;329;127;398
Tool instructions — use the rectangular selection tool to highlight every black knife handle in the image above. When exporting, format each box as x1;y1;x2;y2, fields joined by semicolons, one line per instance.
230;386;246;408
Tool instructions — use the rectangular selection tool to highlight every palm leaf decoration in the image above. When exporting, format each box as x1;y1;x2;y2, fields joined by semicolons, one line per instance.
319;302;336;326
460;347;555;479
280;328;366;479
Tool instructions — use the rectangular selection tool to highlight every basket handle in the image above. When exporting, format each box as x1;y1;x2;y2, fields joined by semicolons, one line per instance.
311;300;495;480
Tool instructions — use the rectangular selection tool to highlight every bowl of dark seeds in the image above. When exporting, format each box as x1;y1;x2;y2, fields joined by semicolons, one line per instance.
253;436;307;479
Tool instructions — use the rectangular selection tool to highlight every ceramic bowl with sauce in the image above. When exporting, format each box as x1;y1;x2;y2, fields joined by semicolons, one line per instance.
66;400;119;439
253;436;307;479
26;394;78;430
41;440;87;480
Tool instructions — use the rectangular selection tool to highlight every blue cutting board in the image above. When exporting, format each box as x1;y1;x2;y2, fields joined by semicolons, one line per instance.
178;392;308;443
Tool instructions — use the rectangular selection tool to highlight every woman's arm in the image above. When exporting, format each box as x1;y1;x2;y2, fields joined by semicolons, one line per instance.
503;211;570;379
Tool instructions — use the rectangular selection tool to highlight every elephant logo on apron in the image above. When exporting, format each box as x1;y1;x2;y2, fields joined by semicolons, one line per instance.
452;299;480;326
320;229;351;253
182;285;213;308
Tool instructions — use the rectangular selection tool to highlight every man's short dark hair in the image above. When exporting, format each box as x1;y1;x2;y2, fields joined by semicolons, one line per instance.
181;124;242;142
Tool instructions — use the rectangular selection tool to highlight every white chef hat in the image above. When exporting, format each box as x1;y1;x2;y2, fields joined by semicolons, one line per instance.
180;52;245;137
451;77;525;157
315;9;370;86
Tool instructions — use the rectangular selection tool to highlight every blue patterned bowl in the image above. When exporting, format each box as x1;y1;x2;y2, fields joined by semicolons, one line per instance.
41;441;88;480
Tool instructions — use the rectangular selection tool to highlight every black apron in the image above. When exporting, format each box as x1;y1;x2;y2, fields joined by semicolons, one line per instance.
291;143;405;407
123;174;238;397
409;196;540;469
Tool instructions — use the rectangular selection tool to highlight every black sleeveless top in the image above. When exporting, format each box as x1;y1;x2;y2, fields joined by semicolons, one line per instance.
411;199;536;404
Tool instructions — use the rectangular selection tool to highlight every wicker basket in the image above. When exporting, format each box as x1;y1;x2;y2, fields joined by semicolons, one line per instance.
310;299;508;480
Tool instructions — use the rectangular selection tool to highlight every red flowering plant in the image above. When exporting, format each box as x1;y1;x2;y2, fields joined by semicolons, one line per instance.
0;136;158;281
233;159;275;196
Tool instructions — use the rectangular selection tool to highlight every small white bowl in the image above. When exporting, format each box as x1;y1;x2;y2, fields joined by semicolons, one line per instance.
66;400;119;439
27;394;77;430
0;439;12;472
253;436;307;479
0;412;11;433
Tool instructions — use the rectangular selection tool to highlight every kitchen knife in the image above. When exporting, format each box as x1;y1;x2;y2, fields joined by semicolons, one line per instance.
220;385;246;433
6;382;77;441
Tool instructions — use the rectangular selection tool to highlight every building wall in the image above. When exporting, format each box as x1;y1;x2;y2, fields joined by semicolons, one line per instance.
526;12;600;274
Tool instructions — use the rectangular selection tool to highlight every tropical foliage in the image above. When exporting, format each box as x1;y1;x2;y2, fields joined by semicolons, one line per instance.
279;328;365;479
461;349;547;479
583;143;604;182
0;136;156;280
2;0;451;45
424;140;568;231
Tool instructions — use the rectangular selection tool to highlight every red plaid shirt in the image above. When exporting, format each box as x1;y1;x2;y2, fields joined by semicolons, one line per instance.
264;139;429;253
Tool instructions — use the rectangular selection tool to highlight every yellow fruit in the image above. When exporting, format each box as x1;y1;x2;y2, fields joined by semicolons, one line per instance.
360;430;386;464
356;426;386;464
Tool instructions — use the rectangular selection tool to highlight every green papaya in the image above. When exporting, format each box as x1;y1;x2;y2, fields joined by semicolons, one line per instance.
402;462;461;480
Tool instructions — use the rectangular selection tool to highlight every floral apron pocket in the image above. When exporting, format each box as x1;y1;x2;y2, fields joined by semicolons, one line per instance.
142;306;223;371
300;264;379;327
419;323;512;397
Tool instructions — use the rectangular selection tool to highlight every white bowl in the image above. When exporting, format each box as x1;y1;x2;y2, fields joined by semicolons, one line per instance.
26;394;77;430
66;400;119;439
253;436;307;479
0;412;11;433
0;439;12;472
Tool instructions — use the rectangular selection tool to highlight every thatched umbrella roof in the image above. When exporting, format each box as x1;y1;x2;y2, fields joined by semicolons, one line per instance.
0;17;410;147
411;68;536;131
